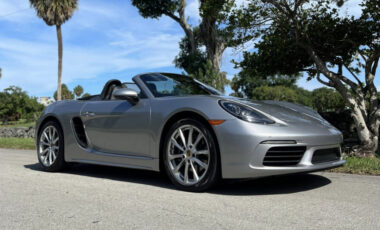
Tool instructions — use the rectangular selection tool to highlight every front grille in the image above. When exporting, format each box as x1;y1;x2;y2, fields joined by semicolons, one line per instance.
312;148;341;164
263;146;306;166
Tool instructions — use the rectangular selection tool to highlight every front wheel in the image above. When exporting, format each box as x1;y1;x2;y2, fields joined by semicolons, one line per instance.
37;121;66;172
163;118;219;192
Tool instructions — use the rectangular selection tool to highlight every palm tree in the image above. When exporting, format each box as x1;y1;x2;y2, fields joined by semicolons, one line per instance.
30;0;78;101
73;85;83;98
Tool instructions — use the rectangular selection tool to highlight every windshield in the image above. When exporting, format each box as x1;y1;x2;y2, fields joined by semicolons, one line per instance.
140;73;222;97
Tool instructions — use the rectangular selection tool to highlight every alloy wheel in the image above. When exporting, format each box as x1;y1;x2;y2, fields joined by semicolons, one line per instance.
38;125;59;167
167;124;210;186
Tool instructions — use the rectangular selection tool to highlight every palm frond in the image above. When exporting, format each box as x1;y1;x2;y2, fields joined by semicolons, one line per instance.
30;0;78;26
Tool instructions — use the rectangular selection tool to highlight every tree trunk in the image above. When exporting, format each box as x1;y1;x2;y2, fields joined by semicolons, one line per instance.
200;14;226;73
207;42;225;72
56;24;63;101
183;27;196;54
166;0;196;54
351;110;378;157
178;0;196;54
305;46;378;157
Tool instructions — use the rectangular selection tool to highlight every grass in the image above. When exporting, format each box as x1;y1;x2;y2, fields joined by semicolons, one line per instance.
0;138;35;150
0;119;35;128
330;156;380;176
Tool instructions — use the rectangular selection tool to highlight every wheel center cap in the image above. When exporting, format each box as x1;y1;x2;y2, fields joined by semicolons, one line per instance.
186;150;191;157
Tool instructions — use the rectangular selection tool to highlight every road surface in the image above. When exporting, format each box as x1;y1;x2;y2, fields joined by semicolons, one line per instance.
0;148;379;229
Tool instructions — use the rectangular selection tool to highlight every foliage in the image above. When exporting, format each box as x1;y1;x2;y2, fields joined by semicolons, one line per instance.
189;60;229;93
29;0;78;26
174;30;207;75
0;138;35;150
236;0;378;93
235;0;379;154
231;51;302;98
240;84;345;114
251;86;298;102
174;31;229;92
133;0;267;91
320;110;355;142
0;86;44;122
312;87;345;112
249;85;313;107
73;85;83;98
131;0;180;19
53;84;87;100
53;84;74;100
81;93;91;98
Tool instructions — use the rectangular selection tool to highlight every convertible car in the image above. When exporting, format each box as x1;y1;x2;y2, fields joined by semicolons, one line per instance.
36;72;345;191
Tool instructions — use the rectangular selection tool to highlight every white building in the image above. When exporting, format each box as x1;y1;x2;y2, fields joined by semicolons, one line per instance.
39;96;54;106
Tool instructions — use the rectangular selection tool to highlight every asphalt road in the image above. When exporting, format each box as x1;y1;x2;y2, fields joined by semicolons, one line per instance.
1;148;380;230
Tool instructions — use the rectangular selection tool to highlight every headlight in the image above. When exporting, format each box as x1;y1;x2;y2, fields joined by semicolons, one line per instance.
219;100;274;124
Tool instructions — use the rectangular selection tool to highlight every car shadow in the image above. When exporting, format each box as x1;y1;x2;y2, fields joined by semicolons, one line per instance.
24;163;174;190
24;163;331;195
210;173;331;196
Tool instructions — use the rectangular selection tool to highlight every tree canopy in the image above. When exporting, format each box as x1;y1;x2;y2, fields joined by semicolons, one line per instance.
30;0;78;26
53;84;74;100
0;86;44;121
132;0;266;91
73;85;84;98
312;87;345;113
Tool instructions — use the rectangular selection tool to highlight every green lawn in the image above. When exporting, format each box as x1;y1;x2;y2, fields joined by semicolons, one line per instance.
0;138;35;150
0;119;35;128
330;156;380;176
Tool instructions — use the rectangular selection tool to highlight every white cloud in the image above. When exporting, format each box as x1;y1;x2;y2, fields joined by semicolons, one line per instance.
235;0;250;7
185;0;250;24
0;28;181;95
0;0;35;23
186;0;200;23
339;0;362;18
0;0;185;96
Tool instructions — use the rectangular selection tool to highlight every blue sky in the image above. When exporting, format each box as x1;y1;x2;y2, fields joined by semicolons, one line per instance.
0;0;369;98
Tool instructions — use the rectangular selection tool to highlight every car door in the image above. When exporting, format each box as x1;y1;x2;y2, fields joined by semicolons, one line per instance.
80;98;151;157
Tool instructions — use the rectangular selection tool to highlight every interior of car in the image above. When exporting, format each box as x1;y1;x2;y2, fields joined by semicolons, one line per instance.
78;79;143;101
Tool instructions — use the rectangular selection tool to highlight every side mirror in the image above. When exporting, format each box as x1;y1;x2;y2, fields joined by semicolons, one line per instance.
113;88;139;105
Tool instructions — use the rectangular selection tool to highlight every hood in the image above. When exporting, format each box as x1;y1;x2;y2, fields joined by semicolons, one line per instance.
219;96;333;128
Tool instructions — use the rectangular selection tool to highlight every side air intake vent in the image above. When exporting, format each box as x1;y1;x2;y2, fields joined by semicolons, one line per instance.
72;117;88;148
263;146;306;166
312;148;340;164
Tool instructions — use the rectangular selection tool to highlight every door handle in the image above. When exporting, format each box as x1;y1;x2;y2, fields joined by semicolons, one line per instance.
83;111;96;117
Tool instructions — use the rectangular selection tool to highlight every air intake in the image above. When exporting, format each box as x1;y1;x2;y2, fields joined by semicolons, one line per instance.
263;146;306;166
312;148;340;164
72;117;88;148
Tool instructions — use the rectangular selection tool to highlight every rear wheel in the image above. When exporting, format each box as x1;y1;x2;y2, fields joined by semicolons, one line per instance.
163;118;219;192
37;121;66;172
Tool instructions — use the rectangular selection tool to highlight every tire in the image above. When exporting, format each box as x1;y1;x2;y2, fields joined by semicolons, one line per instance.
163;118;219;192
37;120;66;172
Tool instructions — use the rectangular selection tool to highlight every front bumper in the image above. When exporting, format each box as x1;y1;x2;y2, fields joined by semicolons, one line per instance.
213;119;345;179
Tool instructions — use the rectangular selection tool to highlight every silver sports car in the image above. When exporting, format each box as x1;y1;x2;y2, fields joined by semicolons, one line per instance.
36;72;345;191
